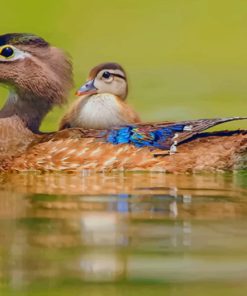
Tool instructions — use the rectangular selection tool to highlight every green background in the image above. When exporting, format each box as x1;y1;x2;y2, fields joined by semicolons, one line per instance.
0;0;246;131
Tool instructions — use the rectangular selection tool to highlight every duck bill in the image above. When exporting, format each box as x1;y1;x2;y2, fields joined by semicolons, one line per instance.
75;79;98;96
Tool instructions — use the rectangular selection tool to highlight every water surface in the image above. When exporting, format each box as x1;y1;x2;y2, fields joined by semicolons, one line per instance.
0;172;247;295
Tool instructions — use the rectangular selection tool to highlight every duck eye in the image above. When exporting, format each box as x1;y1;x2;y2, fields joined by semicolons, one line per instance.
102;71;111;79
0;46;14;58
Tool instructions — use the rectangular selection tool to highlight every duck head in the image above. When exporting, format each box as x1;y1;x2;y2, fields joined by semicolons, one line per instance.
76;62;128;100
0;33;73;132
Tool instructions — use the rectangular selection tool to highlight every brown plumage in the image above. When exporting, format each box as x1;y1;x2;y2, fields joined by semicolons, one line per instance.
9;129;247;173
0;33;73;162
0;33;246;173
59;62;140;130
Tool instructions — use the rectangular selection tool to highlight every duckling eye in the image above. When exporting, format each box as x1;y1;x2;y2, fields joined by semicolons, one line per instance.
0;46;14;58
102;71;111;79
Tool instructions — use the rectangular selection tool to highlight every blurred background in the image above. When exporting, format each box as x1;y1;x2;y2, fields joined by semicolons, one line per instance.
0;0;246;131
1;3;247;296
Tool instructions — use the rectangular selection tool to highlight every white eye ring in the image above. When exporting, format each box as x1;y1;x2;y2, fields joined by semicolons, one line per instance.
0;45;31;62
103;76;114;83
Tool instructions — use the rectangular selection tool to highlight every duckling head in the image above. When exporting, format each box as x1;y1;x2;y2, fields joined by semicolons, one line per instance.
76;62;128;100
0;33;73;132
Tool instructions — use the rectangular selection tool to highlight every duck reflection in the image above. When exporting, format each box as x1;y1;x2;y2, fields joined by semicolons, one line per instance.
1;172;246;196
1;172;247;289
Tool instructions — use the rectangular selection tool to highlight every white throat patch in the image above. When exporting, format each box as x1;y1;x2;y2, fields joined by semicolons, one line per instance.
76;93;127;129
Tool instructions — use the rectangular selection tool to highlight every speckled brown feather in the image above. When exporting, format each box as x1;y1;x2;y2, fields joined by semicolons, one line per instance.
9;117;247;172
9;130;247;173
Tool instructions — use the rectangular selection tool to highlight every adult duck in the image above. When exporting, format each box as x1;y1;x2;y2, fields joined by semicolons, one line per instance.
0;33;246;173
0;32;72;165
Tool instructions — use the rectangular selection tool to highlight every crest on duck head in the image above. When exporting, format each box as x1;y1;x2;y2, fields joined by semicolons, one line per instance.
0;33;49;47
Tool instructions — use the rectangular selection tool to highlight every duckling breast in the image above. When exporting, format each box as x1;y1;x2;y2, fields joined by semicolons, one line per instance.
75;93;129;129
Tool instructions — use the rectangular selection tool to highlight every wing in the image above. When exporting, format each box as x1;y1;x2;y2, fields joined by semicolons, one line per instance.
41;117;246;151
101;117;247;150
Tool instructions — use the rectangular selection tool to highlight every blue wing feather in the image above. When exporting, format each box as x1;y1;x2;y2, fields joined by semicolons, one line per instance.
105;124;186;149
94;117;246;150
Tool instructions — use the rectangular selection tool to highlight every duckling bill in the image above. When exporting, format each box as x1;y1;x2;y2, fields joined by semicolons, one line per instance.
59;63;141;130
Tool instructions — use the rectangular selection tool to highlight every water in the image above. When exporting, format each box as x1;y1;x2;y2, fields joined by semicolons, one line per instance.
0;172;247;295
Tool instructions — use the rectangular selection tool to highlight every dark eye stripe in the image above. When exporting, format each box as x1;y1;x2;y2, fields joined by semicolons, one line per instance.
102;71;126;81
111;73;126;80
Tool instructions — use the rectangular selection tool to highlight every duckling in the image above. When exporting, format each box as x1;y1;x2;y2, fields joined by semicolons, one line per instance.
59;63;141;130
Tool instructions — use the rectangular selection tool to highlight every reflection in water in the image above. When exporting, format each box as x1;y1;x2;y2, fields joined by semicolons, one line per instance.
0;172;247;295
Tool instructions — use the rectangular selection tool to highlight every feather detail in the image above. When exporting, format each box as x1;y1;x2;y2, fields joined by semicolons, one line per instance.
10;130;247;172
100;117;247;150
2;117;246;173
